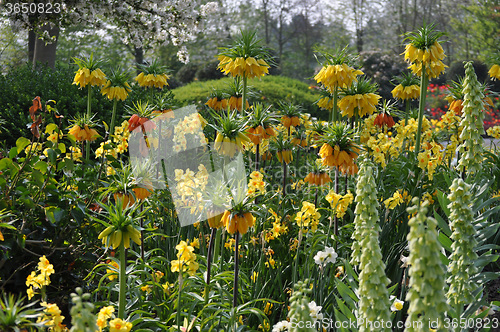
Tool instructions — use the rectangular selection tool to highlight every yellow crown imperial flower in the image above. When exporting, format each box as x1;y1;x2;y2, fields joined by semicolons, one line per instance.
402;24;447;79
314;63;363;93
338;76;381;118
217;31;272;80
101;81;132;101
488;64;500;81
134;60;170;89
72;53;107;88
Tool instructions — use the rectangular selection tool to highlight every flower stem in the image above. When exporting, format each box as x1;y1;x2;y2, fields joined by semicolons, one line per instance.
241;76;248;113
110;99;118;136
177;273;183;332
118;241;126;319
282;159;287;196
334;167;339;250
205;227;217;303
86;85;92;162
233;232;240;308
331;87;338;123
414;66;429;156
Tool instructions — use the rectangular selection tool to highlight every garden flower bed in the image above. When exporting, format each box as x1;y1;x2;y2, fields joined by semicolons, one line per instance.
1;25;500;332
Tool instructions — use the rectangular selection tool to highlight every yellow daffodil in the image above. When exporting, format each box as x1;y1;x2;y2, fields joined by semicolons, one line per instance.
109;318;132;332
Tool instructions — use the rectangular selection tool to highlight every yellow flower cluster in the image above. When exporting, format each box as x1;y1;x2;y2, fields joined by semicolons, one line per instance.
326;190;354;218
314;64;363;92
391;84;420;100
25;142;43;156
38;302;67;332
135;72;169;89
295;201;320;232
109;318;133;332
247;171;266;196
338;93;381;118
101;81;132;101
26;255;55;300
264;208;288;242
65;146;82;162
173;113;206;153
113;120;131;155
489;64;500;80
384;190;410;210
171;240;199;276
403;42;447;78
106;260;119;281
73;67;106;88
174;165;208;214
487;126;500;139
417;142;444;180
217;56;270;79
96;306;115;332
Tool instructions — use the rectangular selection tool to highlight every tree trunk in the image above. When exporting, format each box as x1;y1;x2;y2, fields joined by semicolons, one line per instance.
134;47;144;74
28;30;36;64
33;24;59;69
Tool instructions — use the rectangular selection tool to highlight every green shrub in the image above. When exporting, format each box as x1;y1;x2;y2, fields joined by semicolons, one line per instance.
172;75;324;118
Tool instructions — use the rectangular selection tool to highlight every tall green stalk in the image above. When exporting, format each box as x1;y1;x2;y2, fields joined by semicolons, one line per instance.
414;65;428;156
118;242;126;319
86;85;92;161
331;87;338;122
110;99;118;136
241;76;248;113
176;273;183;332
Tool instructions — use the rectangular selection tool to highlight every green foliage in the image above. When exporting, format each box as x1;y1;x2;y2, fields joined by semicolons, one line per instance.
0;293;43;332
172;76;323;118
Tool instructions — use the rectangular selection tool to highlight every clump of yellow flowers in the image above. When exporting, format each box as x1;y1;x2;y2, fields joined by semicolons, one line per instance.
295;201;321;232
26;255;55;300
325;190;354;218
171;240;199;276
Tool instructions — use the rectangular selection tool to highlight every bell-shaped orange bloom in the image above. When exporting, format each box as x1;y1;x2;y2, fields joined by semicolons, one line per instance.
223;211;255;235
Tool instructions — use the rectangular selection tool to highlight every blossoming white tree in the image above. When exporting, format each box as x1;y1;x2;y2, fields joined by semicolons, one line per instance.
1;0;218;67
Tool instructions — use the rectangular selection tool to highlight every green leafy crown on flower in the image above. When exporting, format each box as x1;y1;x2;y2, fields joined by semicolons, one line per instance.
320;122;360;153
104;67;131;89
72;52;106;71
218;30;274;63
341;76;378;96
137;59;170;76
403;23;445;49
314;45;358;66
393;71;420;87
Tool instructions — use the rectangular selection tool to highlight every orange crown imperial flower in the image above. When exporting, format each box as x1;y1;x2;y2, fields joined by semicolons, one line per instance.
68;124;99;142
223;211;256;235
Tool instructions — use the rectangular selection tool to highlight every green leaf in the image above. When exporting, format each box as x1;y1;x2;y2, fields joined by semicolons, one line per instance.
8;147;17;159
45;206;65;224
434;210;451;236
46;149;57;164
58;143;66;154
16;137;31;154
33;160;48;174
31;169;44;186
45;123;58;134
438;232;452;252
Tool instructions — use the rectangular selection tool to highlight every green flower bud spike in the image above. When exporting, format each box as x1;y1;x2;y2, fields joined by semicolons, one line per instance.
288;280;316;332
404;198;449;331
446;178;478;312
458;61;485;176
351;155;379;266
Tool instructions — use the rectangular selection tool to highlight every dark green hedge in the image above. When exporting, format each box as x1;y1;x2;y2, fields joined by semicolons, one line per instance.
172;75;324;119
